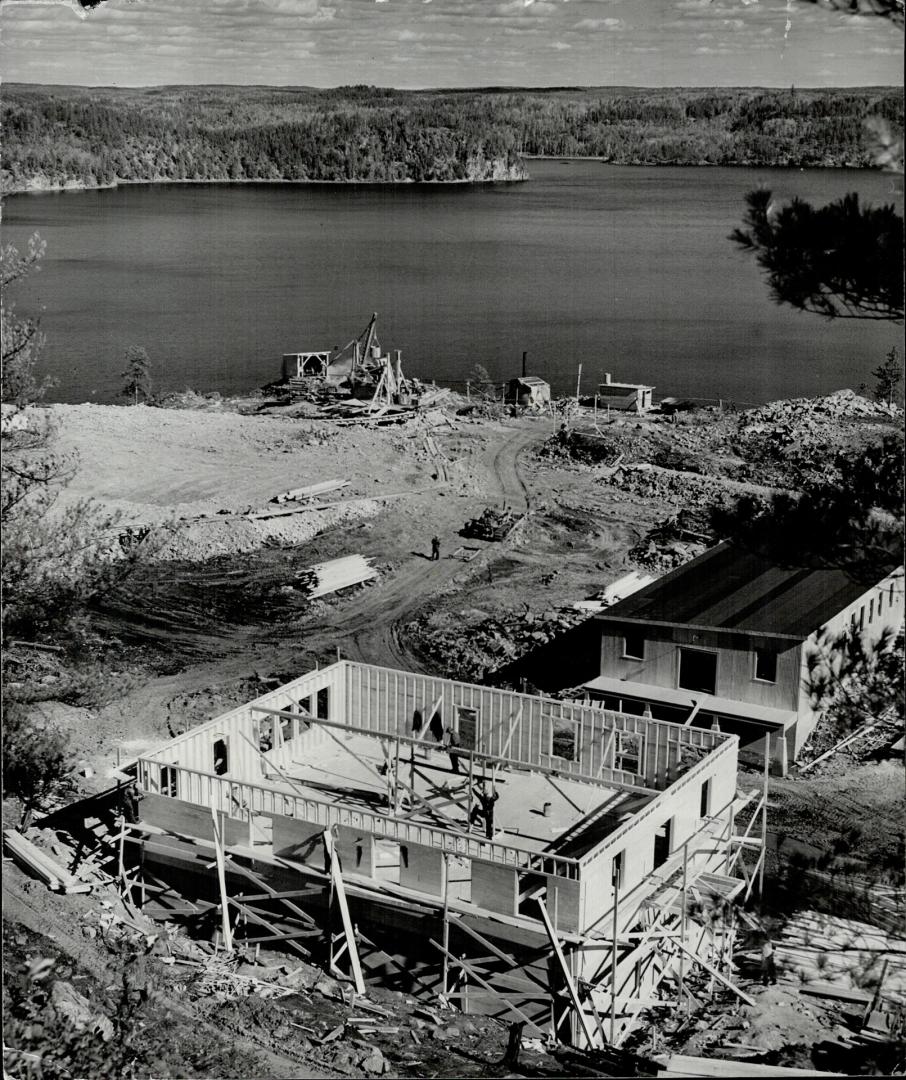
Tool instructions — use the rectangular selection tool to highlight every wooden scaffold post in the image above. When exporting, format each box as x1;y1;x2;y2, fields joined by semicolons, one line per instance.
324;828;366;996
210;806;234;953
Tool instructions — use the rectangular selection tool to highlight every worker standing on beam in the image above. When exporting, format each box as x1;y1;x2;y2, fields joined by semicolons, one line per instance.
444;726;461;774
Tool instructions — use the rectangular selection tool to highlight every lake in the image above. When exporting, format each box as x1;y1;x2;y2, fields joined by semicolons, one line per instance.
4;161;902;405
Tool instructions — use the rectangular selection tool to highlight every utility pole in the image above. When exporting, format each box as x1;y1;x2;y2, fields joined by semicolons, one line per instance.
576;363;583;401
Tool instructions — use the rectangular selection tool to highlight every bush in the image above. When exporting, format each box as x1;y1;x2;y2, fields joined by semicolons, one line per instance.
2;701;73;826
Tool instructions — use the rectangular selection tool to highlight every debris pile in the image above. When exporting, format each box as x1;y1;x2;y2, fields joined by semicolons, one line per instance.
629;507;717;571
731;390;900;489
406;604;589;682
603;462;762;510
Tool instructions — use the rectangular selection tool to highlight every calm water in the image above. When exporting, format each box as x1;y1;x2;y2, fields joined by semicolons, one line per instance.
4;161;902;405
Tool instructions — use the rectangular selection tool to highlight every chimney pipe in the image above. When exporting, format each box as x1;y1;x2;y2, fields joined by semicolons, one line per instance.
522;351;527;378
604;372;612;385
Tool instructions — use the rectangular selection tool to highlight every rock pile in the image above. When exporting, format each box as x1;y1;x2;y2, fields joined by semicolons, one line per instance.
406;605;589;683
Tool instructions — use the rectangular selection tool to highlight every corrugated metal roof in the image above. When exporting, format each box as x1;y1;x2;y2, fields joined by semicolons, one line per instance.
598;542;895;639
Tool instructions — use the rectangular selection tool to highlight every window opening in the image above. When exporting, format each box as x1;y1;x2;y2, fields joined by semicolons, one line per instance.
456;707;478;750
623;629;645;660
316;687;329;720
678;648;717;694
213;737;228;776
859;606;865;629
653;819;672;869
869;598;874;623
551;722;577;762
700;777;711;817
160;764;178;798
615;730;642;773
612;850;625;890
754;648;777;683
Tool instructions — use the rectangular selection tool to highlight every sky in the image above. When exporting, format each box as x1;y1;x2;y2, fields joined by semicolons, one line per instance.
0;0;902;89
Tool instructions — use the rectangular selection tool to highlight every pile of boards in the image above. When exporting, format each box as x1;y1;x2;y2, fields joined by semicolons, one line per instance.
4;828;92;894
297;554;378;599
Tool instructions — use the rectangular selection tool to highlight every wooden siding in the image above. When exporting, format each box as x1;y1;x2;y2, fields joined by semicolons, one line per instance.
600;626;803;712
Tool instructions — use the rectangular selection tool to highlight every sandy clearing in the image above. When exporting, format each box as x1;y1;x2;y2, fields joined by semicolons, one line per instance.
48;402;467;523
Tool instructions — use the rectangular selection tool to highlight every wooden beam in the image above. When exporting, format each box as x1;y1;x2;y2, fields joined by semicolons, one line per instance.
211;807;234;952
250;704;658;796
673;938;755;1006
428;939;548;1038
228;897;312;959
324;830;366;995
223;853;319;928
537;899;595;1047
453;916;552;995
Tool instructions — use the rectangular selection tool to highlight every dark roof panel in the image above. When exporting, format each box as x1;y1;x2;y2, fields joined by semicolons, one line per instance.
599;542;890;638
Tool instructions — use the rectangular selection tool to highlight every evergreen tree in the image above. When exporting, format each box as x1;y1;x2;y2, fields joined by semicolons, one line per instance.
871;346;903;405
120;345;153;405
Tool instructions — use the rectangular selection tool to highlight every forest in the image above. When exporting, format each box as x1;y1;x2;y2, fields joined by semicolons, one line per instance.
2;84;902;192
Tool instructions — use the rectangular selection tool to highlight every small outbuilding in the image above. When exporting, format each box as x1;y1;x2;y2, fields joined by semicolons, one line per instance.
282;351;332;381
596;373;654;414
506;375;551;408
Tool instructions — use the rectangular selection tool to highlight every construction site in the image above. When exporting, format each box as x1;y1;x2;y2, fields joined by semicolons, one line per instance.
3;379;905;1079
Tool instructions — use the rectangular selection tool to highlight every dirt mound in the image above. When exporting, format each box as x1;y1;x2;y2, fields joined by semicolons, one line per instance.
155;500;383;561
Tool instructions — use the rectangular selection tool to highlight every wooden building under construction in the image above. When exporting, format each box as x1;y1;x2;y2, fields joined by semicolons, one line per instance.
124;661;761;1047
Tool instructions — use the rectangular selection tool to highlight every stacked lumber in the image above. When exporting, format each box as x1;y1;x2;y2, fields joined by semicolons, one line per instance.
272;479;349;505
770;911;906;1002
3;829;92;894
297;554;378;598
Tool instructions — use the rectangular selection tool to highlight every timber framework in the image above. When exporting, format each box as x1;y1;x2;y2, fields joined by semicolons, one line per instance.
117;660;766;1048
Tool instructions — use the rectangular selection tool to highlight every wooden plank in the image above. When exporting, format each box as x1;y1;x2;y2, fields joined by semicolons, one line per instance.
211;808;234;952
453;918;551;994
537;899;595;1047
673;938;755;1006
324;830;366;995
428;938;549;1038
229;899;313;958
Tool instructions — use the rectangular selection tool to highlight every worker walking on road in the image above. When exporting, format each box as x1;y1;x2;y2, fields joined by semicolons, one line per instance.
430;535;441;561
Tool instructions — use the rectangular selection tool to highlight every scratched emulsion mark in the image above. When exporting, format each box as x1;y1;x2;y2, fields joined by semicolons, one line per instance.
0;0;134;18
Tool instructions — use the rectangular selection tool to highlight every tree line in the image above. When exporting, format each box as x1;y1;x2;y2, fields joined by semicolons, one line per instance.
1;84;902;191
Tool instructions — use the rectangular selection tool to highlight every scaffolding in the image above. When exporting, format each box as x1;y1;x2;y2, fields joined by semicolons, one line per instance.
107;660;766;1049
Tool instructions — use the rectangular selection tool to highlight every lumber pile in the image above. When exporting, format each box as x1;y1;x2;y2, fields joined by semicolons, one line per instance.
4;828;92;894
752;911;906;1004
272;479;349;505
297;554;378;598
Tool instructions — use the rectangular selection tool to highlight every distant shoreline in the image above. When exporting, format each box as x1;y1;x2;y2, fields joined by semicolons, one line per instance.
4;174;529;196
4;156;881;197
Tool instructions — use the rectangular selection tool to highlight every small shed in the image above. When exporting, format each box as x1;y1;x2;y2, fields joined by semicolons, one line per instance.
282;351;332;381
596;373;654;414
506;376;551;408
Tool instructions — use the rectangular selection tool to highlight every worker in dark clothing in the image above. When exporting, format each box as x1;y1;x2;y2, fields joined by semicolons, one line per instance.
760;936;778;986
469;786;500;840
430;536;441;561
120;781;143;825
428;710;444;743
411;709;423;737
444;727;461;774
